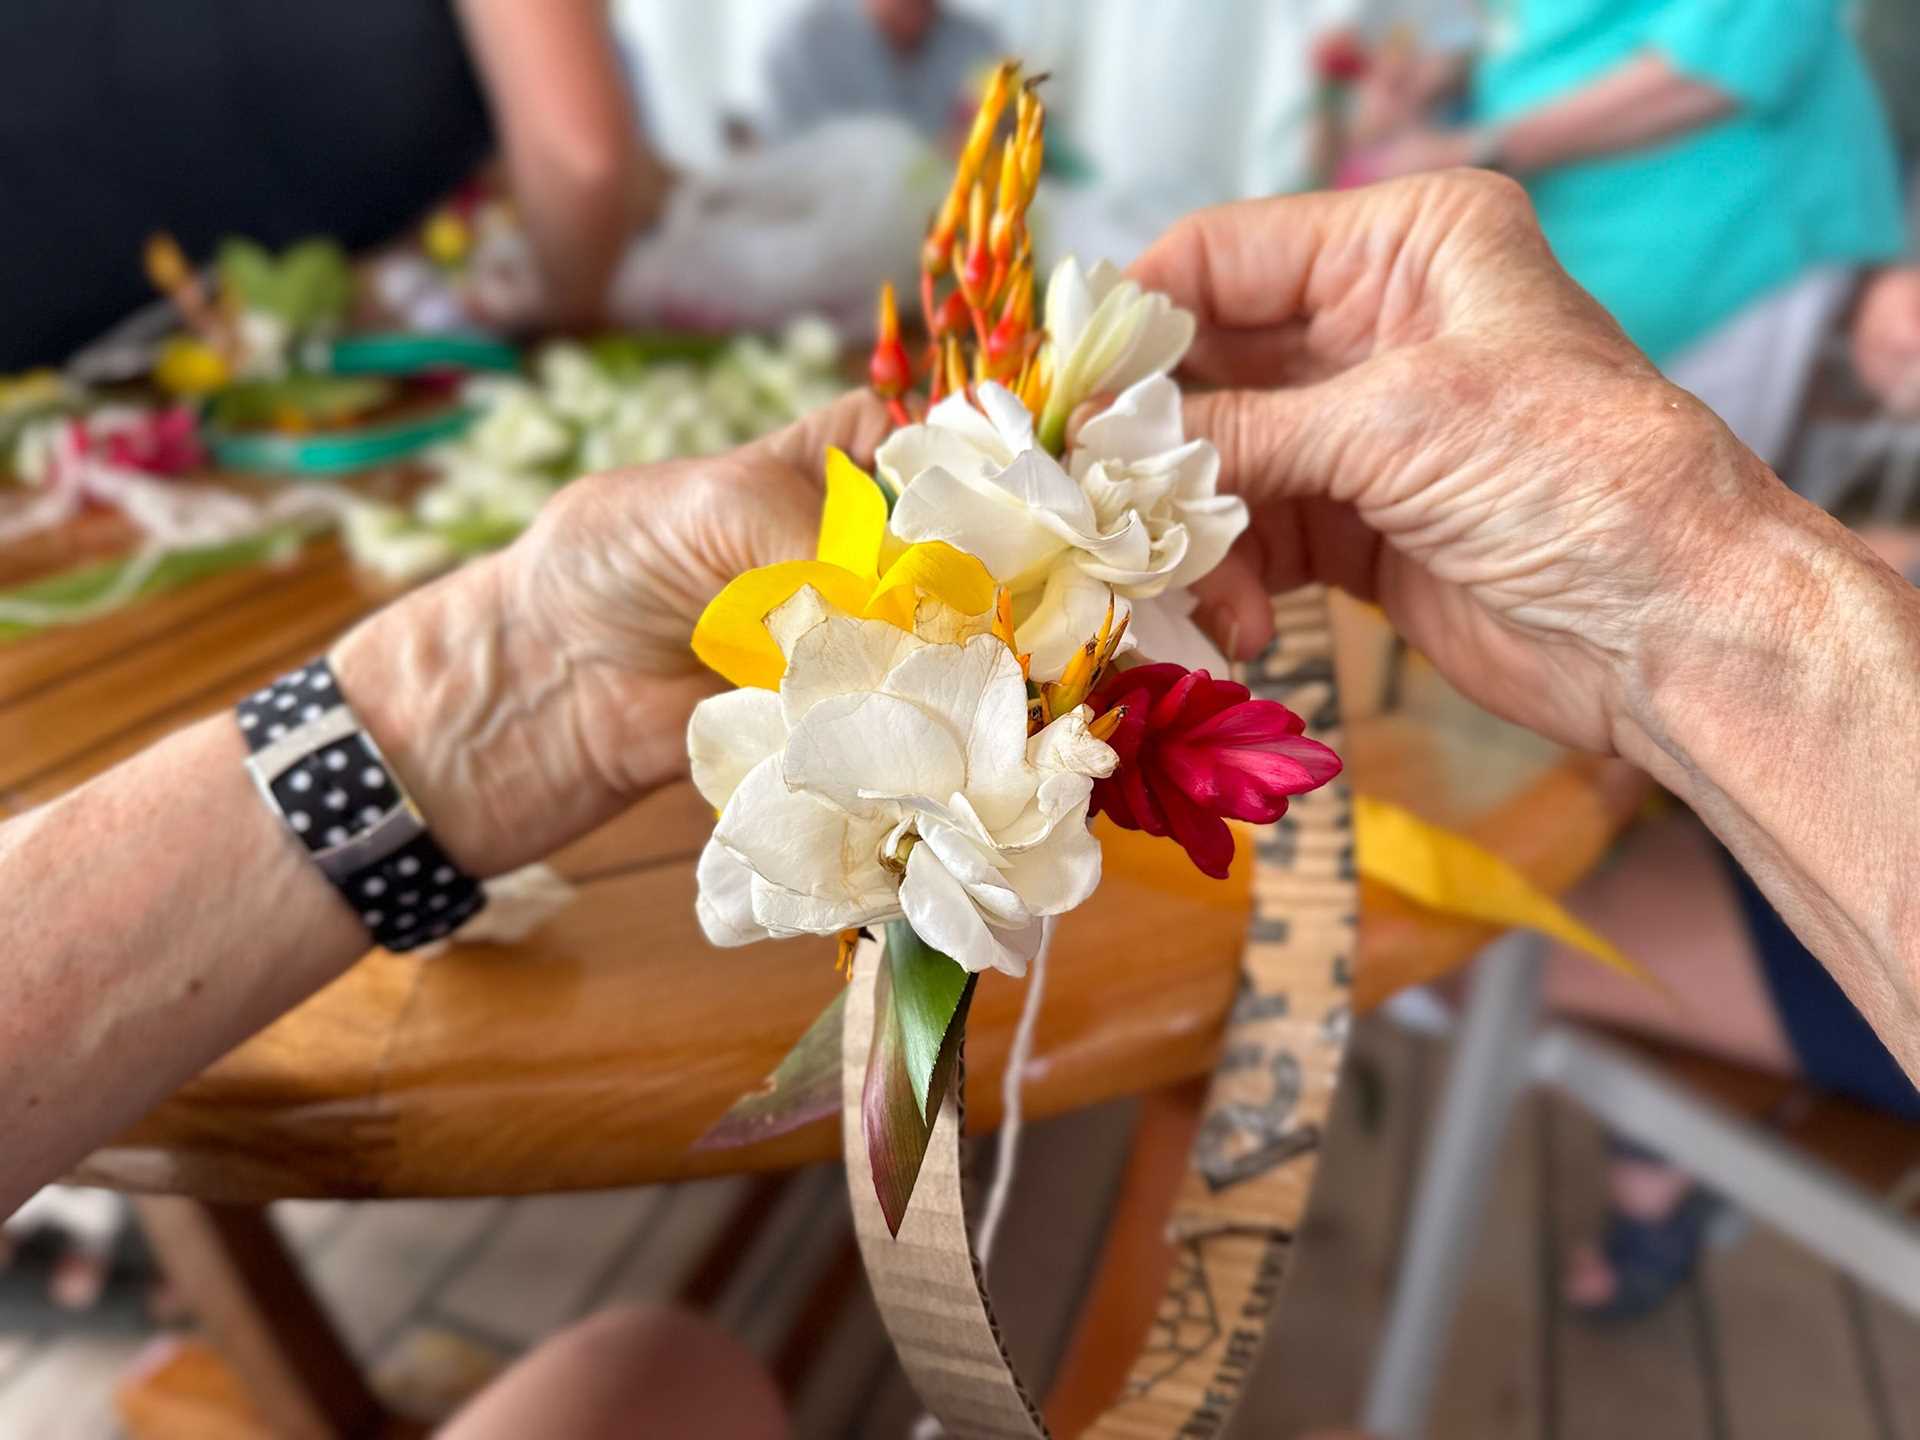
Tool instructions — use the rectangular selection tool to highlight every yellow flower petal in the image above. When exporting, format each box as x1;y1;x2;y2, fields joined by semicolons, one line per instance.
866;542;997;630
692;560;875;690
815;448;888;581
1353;794;1654;991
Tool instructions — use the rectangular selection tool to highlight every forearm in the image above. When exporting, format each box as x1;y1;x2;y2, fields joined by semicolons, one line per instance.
0;554;623;1212
456;0;668;327
1616;452;1920;1074
0;718;364;1214
1493;54;1736;175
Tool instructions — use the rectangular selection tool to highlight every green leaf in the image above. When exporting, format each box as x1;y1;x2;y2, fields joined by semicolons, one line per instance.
275;239;352;330
690;989;847;1152
0;521;323;643
207;374;394;430
865;953;975;1237
216;238;278;312
885;919;970;1122
216;237;350;331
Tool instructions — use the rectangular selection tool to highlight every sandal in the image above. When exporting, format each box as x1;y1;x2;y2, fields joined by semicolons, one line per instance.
1569;1134;1722;1324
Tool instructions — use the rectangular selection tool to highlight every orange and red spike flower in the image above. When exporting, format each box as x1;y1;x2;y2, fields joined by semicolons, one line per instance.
869;283;912;397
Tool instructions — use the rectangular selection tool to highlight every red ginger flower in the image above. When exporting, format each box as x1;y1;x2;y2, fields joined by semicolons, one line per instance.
1087;664;1342;881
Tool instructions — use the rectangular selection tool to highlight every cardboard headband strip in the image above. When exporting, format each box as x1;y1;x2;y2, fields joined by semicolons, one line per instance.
841;586;1356;1439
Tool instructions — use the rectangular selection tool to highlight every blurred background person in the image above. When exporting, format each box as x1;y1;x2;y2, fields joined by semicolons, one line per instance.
0;0;670;368
761;0;1001;141
1849;0;1920;419
1342;0;1908;469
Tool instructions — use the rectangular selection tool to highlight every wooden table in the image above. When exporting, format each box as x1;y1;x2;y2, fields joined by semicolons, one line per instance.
0;535;1647;1434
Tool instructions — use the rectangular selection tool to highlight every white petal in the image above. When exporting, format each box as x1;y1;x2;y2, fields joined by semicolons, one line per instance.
991;449;1100;535
784;691;966;817
923;390;1012;456
998;800;1104;915
875;403;1006;494
1105;297;1194;393
750;873;900;936
890;464;1064;585
1043;255;1096;354
975;382;1038;453
1017;562;1131;682
899;844;1042;978
882;636;1032;832
776;596;926;729
918;817;1030;927
1076;375;1186;462
1164;492;1248;589
696;840;772;947
765;585;834;658
713;756;896;901
1070;510;1164;584
1028;708;1118;781
687;688;787;811
1126;589;1231;673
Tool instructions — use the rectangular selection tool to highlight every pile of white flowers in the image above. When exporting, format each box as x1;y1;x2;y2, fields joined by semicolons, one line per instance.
343;318;848;582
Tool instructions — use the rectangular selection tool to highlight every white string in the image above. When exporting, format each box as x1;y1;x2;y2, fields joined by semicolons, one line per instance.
974;913;1053;1268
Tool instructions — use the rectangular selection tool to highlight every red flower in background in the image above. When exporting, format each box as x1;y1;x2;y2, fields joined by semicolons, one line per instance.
1311;29;1371;85
72;406;206;477
1087;664;1342;881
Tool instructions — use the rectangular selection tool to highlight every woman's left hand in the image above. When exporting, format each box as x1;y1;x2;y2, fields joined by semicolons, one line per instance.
332;392;892;876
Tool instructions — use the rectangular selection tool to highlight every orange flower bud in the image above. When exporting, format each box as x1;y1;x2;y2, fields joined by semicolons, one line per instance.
930;288;970;345
868;282;912;400
943;334;968;399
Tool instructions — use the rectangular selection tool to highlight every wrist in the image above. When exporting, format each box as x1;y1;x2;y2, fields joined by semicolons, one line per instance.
1608;441;1874;788
328;556;612;877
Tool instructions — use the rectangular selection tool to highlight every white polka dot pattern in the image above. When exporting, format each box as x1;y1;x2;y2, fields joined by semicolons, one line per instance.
236;659;484;952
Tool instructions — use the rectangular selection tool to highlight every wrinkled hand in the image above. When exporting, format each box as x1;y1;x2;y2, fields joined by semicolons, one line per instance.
334;392;892;875
1132;172;1791;756
1851;265;1920;413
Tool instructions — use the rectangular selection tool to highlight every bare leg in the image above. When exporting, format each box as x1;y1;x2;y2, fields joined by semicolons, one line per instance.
1541;810;1797;1309
438;1304;788;1440
1542;809;1795;1076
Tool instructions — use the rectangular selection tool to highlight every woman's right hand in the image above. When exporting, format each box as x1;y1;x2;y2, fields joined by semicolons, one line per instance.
1130;171;1821;759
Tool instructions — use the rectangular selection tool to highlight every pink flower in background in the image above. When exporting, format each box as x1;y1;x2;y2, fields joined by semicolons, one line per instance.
1087;663;1342;880
73;406;206;477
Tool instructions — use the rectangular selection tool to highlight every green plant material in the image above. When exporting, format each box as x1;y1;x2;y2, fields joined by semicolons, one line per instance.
216;237;352;332
587;330;731;378
690;988;848;1151
864;949;975;1237
885;919;971;1121
0;521;322;642
436;510;544;556
207;374;395;431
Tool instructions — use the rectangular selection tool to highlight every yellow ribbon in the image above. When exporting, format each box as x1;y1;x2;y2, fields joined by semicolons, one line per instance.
1353;793;1649;987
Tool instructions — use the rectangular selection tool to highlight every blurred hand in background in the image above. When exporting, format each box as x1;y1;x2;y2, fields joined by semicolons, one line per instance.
1851;265;1920;413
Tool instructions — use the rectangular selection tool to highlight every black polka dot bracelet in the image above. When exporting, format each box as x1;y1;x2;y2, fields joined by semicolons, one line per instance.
237;659;485;952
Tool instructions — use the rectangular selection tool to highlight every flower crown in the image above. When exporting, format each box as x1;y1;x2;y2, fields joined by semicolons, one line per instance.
687;63;1340;1232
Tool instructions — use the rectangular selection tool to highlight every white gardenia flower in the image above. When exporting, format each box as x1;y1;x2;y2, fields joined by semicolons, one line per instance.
1037;256;1196;444
875;377;1247;679
689;588;1116;977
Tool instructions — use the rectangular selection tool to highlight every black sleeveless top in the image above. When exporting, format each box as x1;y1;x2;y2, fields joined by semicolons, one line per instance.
0;1;494;368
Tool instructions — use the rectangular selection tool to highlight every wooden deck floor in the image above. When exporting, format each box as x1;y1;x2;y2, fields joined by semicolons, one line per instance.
4;1015;1915;1438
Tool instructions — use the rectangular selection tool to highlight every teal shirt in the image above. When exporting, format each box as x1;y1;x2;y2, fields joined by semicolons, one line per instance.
1471;0;1908;363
